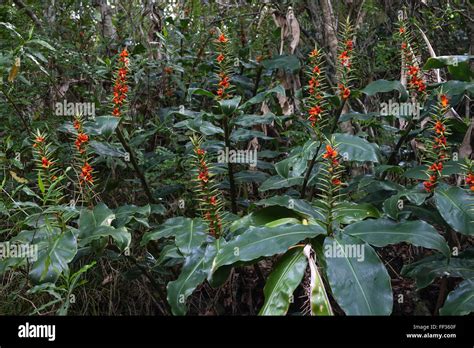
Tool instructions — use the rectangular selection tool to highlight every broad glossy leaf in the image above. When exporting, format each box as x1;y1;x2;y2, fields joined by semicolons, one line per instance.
335;202;381;224
255;195;324;221
239;85;286;109
434;187;474;236
401;255;474;289
259;176;303;192
230;128;272;142
344;218;450;257
323;232;393;315
423;56;474;82
361;79;408;102
141;217;190;245
211;223;325;273
167;243;217;315
262;55;300;73
29;230;77;284
333;133;381;163
440;279;474;316
233;113;276;127
89;140;126;158
78;203;130;250
259;246;307;315
219;96;241;115
174;218;208;256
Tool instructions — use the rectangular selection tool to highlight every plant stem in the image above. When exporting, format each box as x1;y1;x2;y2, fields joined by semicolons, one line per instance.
116;126;156;204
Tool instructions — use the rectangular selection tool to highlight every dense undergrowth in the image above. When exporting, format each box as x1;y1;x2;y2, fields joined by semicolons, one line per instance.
0;0;473;316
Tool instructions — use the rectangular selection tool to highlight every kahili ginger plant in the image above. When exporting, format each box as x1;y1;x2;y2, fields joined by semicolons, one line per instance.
422;93;450;193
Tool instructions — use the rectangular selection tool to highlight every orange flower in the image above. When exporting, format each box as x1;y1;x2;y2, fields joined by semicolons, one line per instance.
33;136;45;148
312;65;321;74
198;170;209;183
423;180;434;192
41;156;52;168
429;162;443;172
323;145;338;159
80;162;94;184
339;84;350;99
408;66;419;76
309;49;318;58
73;120;80;130
309;105;322;116
210;196;217;206
119;48;128;58
164;66;173;74
440;94;449;108
218;33;228;43
401;42;407;50
331;178;341;186
195;148;205;156
434;121;446;135
399;27;405;34
217;54;224;63
345;40;353;50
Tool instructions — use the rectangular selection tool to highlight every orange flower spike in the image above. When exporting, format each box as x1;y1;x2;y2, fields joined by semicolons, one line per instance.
440;94;449;108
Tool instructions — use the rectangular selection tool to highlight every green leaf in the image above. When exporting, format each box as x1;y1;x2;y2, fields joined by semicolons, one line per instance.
233;113;276;127
259;176;303;192
323;232;393;315
230;128;272;142
174;218;208;256
85;116;119;137
434;187;474;236
361;79;408;102
239;85;286;110
401;255;474;289
89;140;126;158
186;87;215;103
255;195;324;221
167;243;217;315
344;218;450;257
211;223;325;273
334;133;381;163
29;39;56;51
259;246;307;315
141;217;190;245
335;202;381;224
423;56;474;82
78;203;130;251
29;230;77;284
219;96;241;116
114;204;150;228
262;55;300;73
440;279;474;316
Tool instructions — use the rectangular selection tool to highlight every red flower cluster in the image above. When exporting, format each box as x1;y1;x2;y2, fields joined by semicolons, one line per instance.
323;144;342;186
338;84;351;100
215;31;232;99
80;162;94;184
466;172;474;191
423;95;450;192
338;40;353;69
194;145;223;237
112;48;129;117
407;65;426;93
75;133;89;154
306;48;325;128
41;156;52;168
